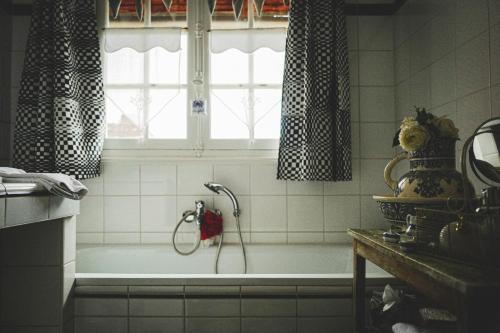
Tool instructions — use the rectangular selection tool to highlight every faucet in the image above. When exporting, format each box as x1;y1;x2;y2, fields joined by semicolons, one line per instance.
204;182;240;217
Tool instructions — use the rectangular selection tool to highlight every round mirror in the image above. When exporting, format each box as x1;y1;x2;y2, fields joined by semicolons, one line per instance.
471;117;500;184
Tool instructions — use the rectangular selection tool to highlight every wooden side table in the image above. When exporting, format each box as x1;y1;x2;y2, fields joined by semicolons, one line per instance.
348;229;500;333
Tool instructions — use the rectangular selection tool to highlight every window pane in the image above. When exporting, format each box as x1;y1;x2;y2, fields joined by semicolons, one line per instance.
210;89;250;139
211;0;249;30
254;89;281;139
253;48;285;84
211;50;249;84
149;35;188;85
105;89;144;139
151;0;187;28
148;89;187;139
253;0;289;28
105;49;144;84
109;0;144;28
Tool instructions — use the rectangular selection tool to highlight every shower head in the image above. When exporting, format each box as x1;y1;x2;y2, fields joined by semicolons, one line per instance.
204;182;240;217
204;182;223;194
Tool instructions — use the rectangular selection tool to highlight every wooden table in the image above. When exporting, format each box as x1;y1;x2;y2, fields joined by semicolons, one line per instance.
348;229;500;333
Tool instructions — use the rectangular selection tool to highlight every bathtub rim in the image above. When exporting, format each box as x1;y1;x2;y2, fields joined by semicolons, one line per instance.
75;273;394;287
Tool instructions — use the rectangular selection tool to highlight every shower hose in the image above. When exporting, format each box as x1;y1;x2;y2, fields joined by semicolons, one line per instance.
172;210;247;274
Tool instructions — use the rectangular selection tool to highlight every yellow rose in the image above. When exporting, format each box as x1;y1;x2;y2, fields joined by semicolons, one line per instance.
432;117;459;139
399;125;430;151
400;116;418;130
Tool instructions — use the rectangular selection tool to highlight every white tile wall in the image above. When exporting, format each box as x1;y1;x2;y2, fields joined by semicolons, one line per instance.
395;0;500;197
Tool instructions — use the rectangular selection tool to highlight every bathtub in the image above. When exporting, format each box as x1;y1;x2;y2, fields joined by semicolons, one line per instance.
74;244;393;333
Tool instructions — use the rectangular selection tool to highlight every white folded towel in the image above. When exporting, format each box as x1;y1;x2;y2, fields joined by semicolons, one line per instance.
0;167;88;200
392;323;440;333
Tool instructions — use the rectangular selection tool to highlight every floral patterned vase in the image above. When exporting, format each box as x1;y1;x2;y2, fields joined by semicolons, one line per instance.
384;138;465;198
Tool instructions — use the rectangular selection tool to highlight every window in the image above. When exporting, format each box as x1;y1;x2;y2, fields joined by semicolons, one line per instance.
102;0;289;151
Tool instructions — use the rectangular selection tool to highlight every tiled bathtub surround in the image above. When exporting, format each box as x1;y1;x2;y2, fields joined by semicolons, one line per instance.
394;0;500;192
0;5;12;166
73;281;397;333
77;160;390;245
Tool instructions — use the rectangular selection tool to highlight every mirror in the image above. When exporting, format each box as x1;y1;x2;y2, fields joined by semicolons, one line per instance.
471;117;500;184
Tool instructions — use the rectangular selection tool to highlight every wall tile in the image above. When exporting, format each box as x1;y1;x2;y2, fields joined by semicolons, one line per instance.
287;232;324;243
5;196;49;226
491;0;500;26
298;317;352;333
346;16;358;51
75;298;127;316
140;164;176;195
492;85;500;117
409;67;431;109
429;9;456;62
129;298;184;316
129;318;183;333
349;51;359;86
350;86;360;122
11;15;30;52
77;196;104;232
186;299;240;317
250;164;285;195
396;80;411;121
361;196;387;229
456;32;490;98
324;159;360;195
457;88;492;140
103;233;141;244
242;318;296;333
360;123;396;158
394;11;411;47
352;122;360;159
177;164;213;195
251;196;286;232
360;159;390;195
76;233;104;244
358;16;393;51
287;196;324;232
395;41;410;84
430;52;456;107
140;232;172;244
298;298;353;316
410;23;432;75
75;317;128;333
81;177;104;196
491;23;500;87
1;219;61;266
1;267;61;326
324;196;361;231
359;87;395;122
103;164;140;195
140;196;177;232
456;0;489;46
185;318;240;333
10;51;25;88
241;299;296;317
250;232;287;243
359;51;394;86
214;195;250;232
214;164;250;195
104;196;140;232
286;181;323;196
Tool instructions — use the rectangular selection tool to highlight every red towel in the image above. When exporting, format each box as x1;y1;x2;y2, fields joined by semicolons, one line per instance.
200;210;223;240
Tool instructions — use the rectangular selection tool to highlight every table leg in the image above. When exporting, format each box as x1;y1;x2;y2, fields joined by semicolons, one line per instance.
353;239;366;333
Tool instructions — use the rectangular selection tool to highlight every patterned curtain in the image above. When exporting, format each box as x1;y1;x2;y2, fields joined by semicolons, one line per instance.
13;0;105;179
277;0;351;181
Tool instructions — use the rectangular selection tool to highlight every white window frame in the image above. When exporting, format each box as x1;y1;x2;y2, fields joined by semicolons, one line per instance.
100;0;283;155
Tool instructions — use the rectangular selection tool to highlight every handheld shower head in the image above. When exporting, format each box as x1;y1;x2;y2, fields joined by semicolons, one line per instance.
204;182;240;217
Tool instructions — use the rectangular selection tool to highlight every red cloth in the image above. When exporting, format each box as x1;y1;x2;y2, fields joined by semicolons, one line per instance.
200;210;223;240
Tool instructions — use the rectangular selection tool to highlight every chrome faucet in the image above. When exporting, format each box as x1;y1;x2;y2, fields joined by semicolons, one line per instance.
204;182;240;217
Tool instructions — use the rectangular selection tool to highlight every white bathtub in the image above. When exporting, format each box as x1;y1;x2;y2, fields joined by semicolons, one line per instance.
76;243;388;277
74;244;394;333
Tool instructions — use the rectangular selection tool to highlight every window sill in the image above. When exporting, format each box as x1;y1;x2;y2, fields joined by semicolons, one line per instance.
101;148;279;161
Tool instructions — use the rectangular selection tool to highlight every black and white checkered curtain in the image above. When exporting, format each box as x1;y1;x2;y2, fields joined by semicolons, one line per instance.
13;0;104;179
277;0;351;181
